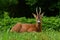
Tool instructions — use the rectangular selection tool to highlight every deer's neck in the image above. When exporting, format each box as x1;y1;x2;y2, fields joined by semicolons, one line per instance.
36;22;42;32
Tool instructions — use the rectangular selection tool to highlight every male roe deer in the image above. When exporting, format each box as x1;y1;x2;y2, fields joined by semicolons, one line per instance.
10;7;44;32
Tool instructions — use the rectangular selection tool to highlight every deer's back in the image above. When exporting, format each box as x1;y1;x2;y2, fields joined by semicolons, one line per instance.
20;24;38;32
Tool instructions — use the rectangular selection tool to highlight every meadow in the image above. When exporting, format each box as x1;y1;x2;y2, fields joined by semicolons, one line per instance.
0;13;60;40
0;31;60;40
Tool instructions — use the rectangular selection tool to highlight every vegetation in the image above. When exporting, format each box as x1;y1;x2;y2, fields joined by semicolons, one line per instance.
0;11;59;40
0;31;60;40
0;12;60;32
0;0;60;17
0;0;60;40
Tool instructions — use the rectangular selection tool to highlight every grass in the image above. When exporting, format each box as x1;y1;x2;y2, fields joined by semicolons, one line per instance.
0;13;59;40
0;30;60;40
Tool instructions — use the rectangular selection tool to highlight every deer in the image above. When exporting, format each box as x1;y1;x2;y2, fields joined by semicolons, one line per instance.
10;7;44;32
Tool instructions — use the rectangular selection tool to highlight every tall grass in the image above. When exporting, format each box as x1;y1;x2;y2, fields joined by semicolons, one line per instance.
0;31;60;40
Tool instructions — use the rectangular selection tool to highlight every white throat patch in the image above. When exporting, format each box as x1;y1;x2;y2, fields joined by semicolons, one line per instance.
37;20;40;23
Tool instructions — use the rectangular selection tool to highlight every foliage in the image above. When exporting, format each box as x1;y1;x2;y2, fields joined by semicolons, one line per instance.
0;0;59;17
0;13;60;32
42;17;60;31
0;10;4;18
0;0;17;9
25;0;37;6
0;0;18;18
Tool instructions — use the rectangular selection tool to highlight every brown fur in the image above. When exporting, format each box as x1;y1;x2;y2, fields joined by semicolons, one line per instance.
10;23;39;32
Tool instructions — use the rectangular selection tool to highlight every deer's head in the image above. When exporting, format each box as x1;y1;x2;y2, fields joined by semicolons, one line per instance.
32;7;44;23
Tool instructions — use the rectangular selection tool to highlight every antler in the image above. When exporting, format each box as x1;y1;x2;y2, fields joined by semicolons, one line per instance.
36;7;41;15
39;7;41;15
36;7;38;16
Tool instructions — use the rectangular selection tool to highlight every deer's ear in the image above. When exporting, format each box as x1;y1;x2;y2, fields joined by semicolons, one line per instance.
32;13;36;18
41;12;44;17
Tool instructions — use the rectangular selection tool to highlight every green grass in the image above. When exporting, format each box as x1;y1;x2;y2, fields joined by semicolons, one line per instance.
0;31;60;40
0;13;60;40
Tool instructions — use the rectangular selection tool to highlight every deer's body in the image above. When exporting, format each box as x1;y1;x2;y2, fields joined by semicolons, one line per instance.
20;24;37;32
10;7;44;32
10;23;41;32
